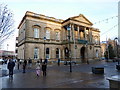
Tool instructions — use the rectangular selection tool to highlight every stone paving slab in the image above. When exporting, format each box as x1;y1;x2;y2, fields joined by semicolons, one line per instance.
1;60;120;88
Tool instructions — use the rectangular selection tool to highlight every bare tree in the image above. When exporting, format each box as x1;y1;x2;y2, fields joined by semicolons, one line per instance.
0;4;15;44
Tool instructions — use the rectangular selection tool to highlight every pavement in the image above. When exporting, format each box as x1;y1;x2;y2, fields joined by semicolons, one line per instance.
0;60;120;89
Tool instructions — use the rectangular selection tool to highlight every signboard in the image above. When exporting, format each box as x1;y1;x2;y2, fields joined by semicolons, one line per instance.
78;39;88;44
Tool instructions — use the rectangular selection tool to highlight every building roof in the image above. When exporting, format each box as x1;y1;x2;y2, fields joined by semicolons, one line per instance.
62;14;93;26
18;11;98;32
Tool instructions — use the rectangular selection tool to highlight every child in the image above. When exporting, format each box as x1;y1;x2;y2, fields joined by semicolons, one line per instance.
36;62;41;77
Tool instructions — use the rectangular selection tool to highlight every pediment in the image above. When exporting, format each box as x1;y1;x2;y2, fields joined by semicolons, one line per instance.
71;14;93;26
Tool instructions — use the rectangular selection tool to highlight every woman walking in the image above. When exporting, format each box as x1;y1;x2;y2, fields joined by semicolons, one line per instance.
36;60;41;77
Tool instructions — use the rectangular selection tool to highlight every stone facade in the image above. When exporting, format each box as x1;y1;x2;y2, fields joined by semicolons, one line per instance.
18;11;101;62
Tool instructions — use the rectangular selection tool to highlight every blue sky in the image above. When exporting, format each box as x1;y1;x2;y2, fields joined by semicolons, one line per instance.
0;0;119;51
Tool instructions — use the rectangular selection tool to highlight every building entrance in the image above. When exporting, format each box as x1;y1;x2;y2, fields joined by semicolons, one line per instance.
80;47;85;63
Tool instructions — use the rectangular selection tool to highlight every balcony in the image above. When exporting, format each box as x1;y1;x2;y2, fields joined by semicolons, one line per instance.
77;39;88;44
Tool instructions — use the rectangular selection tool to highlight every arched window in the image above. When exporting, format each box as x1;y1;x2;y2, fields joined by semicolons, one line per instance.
56;48;60;58
34;47;39;59
95;38;98;44
34;28;39;38
55;32;60;40
46;48;50;59
46;30;50;39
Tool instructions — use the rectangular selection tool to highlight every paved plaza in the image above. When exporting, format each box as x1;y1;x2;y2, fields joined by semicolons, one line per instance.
0;60;120;89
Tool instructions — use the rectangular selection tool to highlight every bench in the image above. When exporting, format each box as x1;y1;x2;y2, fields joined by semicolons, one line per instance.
92;67;104;74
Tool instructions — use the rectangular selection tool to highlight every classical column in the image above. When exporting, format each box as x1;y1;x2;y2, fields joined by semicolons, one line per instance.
88;28;91;43
84;27;87;40
77;26;80;39
71;24;74;41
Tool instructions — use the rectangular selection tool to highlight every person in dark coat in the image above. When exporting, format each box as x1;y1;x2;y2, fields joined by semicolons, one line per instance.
28;58;32;68
17;59;20;70
23;60;27;73
44;58;48;64
7;59;15;78
40;58;42;63
42;62;47;76
58;58;60;66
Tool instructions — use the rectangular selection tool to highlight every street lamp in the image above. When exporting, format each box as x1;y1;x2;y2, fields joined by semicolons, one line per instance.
44;37;46;61
114;37;119;64
86;43;89;64
67;25;72;72
7;44;9;59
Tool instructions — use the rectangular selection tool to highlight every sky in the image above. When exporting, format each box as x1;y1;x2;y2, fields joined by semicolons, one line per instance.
0;0;119;51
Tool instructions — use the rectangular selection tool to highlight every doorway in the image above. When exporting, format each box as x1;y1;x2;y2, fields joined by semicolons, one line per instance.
80;47;85;63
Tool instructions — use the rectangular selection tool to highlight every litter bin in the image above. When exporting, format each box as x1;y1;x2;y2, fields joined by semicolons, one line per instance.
107;75;120;89
116;65;120;70
92;67;104;74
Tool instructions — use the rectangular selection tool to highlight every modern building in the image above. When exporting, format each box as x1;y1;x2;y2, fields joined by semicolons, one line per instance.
18;11;101;63
0;50;15;59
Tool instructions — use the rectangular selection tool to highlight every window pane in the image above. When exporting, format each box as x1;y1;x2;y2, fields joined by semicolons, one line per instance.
46;48;49;58
56;32;60;40
56;48;59;58
46;30;50;39
34;48;39;59
34;28;39;38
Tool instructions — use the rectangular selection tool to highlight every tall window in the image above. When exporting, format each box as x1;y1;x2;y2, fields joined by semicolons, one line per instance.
34;28;39;38
46;30;50;39
75;30;78;39
34;47;39;59
56;32;60;40
56;48;60;58
96;49;99;58
46;48;50;59
95;38;98;44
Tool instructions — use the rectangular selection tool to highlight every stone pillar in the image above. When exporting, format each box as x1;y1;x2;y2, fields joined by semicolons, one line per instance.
71;24;74;41
84;27;87;40
89;29;92;43
77;26;80;39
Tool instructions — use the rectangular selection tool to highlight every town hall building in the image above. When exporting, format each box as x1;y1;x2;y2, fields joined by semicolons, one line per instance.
18;11;101;63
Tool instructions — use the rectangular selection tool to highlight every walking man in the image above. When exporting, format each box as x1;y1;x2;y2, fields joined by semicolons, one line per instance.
23;60;27;73
42;62;47;76
7;59;15;78
17;59;20;70
58;58;60;66
28;58;32;68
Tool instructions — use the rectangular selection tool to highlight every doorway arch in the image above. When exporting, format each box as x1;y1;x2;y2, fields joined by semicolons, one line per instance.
80;46;85;63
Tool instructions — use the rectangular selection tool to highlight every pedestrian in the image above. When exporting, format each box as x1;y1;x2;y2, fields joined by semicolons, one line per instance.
58;58;60;66
23;60;27;73
86;59;89;64
40;58;42;63
28;58;32;68
44;58;48;64
17;59;20;70
7;59;15;78
36;60;40;66
36;61;41;77
42;62;47;76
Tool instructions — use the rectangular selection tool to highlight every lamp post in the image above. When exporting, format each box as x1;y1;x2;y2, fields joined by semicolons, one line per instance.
114;37;119;64
86;43;89;64
67;25;72;72
44;37;46;61
7;44;9;59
